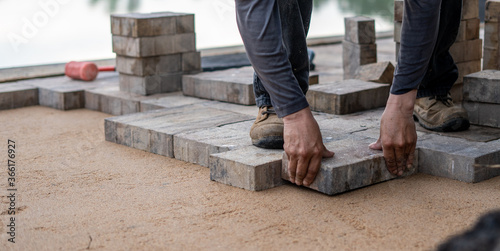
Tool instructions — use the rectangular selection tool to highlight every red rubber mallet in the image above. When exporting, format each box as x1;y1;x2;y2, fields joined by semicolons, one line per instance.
65;61;115;81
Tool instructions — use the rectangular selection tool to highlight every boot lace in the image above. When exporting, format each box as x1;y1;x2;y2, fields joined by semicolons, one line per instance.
261;107;277;115
429;94;453;107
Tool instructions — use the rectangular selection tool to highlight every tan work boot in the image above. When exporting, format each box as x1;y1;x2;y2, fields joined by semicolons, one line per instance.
250;106;284;149
413;94;470;132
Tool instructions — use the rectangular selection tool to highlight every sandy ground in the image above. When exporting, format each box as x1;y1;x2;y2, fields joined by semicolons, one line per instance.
0;106;499;251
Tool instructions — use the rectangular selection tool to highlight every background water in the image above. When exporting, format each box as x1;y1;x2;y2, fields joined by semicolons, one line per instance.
0;0;396;69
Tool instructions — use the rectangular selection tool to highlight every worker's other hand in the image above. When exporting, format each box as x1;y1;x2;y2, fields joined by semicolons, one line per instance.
283;107;335;186
369;90;417;176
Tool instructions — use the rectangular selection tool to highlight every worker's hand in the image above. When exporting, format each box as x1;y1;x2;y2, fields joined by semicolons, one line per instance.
369;90;417;176
283;107;335;186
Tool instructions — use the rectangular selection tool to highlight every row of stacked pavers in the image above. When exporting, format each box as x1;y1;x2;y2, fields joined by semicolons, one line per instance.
484;0;500;69
111;12;201;95
394;0;481;102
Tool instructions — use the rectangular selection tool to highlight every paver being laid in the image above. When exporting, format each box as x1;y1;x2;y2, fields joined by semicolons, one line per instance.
306;79;390;115
210;146;284;191
104;105;254;158
174;120;253;167
282;136;418;196
417;134;500;183
0;82;38;110
21;72;117;110
182;66;319;105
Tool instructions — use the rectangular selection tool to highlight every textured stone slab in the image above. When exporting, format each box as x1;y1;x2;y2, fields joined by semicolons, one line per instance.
282;136;418;196
181;51;202;72
342;40;377;79
483;47;498;70
111;12;194;37
24;72;117;110
353;61;394;84
484;21;498;48
393;21;402;43
112;33;195;57
394;0;403;22
0;82;38;110
174;120;253;167
463;101;500;128
463;0;479;20
140;94;209;112
116;54;181;76
449;39;482;63
104;106;253;157
182;67;255;105
306;80;390;115
119;72;182;95
463;70;500;104
85;85;175;115
485;0;500;22
417;134;500;183
210;146;283;191
415;123;500;143
456;60;481;84
344;16;375;44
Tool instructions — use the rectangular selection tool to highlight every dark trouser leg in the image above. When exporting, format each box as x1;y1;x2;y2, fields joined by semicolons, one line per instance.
417;0;462;98
392;0;442;95
236;0;311;117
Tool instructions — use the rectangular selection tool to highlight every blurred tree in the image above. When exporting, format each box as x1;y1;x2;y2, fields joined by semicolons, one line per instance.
89;0;141;12
314;0;394;22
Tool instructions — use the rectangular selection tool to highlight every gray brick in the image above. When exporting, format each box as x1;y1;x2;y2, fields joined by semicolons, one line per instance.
116;54;181;76
485;0;500;22
197;101;259;117
463;101;500;128
417;134;500;183
484;21;497;48
282;136;418;196
393;21;402;43
119;72;183;95
19;72;118;110
306;80;390;115
342;40;377;79
175;13;195;34
465;18;480;40
112;33;195;57
414;122;500;143
174;120;252;167
111;12;194;37
395;42;400;61
86;85;179;115
463;0;479;19
210;146;283;191
344;16;375;44
463;70;500;103
182;67;255;105
140;94;209;112
111;12;176;37
483;47;498;70
0;82;38;110
394;0;403;22
181;51;201;72
456;60;481;84
353;61;394;84
449;39;482;63
104;106;254;157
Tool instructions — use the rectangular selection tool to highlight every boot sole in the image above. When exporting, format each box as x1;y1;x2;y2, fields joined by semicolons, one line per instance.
252;136;284;149
413;113;470;132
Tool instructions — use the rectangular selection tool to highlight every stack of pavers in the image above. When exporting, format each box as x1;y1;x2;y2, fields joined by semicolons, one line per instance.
111;12;201;95
393;0;481;102
342;16;377;79
306;16;391;115
484;0;500;70
463;70;500;128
